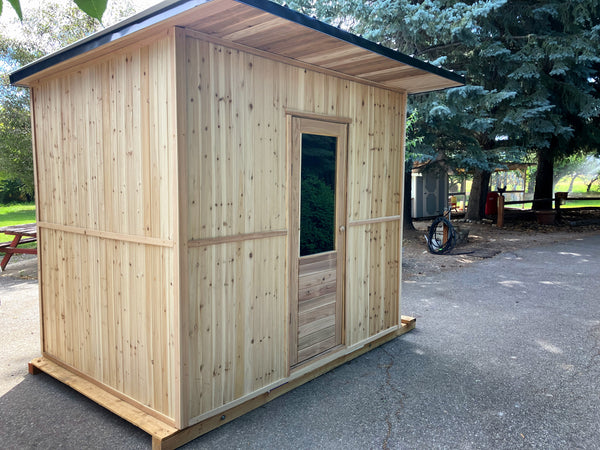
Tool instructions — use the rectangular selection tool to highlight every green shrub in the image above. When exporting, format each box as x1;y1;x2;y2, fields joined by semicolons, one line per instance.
0;177;33;203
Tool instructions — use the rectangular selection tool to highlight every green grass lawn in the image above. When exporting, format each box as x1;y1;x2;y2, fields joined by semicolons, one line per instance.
563;199;600;208
554;177;600;194
0;203;36;242
507;199;600;210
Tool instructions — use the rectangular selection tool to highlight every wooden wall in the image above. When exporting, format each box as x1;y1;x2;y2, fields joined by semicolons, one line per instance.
32;33;179;422
187;238;286;415
29;26;406;428
182;31;405;423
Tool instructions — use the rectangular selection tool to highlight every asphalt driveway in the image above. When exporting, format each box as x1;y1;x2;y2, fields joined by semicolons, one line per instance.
1;235;599;449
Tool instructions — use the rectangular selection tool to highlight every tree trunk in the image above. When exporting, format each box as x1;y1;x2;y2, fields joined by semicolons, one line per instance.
567;174;578;192
534;147;554;210
466;168;491;221
403;160;415;231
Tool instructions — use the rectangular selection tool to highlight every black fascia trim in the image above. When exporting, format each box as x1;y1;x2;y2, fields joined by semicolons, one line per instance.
233;0;465;85
10;0;464;86
9;0;208;85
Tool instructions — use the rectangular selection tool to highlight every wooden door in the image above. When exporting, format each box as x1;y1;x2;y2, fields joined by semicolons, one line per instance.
289;117;347;367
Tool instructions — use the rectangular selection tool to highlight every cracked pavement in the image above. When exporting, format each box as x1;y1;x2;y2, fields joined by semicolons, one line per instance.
1;235;599;449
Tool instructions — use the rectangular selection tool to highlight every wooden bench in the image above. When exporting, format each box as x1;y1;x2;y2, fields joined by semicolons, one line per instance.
0;238;37;248
0;223;37;271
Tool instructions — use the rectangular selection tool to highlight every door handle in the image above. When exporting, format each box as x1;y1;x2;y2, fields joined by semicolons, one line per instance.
339;225;345;232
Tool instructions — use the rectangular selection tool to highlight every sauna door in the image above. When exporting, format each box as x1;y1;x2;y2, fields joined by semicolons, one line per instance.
289;117;347;367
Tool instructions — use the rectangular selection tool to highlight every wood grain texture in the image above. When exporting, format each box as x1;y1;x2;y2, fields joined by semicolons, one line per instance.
39;228;177;417
32;38;175;240
184;35;405;239
155;321;414;449
297;253;337;361
29;22;407;430
15;0;461;94
31;35;179;421
345;220;401;345
182;31;404;419
30;357;178;436
287;117;347;367
187;237;286;421
185;38;287;240
347;86;405;222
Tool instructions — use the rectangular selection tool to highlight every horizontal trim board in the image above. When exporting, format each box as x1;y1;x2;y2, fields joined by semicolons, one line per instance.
284;109;352;124
187;229;287;247
37;221;174;248
348;215;402;227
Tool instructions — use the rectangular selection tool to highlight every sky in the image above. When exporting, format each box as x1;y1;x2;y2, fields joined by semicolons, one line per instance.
0;0;164;71
0;0;164;38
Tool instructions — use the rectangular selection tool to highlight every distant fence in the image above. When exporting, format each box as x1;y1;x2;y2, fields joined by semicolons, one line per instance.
497;193;600;227
504;195;600;209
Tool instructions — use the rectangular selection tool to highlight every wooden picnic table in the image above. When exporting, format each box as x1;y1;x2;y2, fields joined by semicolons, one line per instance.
0;223;37;271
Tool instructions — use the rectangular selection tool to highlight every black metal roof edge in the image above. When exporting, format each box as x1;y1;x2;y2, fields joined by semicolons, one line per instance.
10;0;465;87
236;0;465;85
9;0;208;85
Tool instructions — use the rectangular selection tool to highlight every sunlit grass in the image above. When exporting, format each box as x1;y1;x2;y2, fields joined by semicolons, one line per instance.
0;203;36;242
563;199;600;208
554;179;600;194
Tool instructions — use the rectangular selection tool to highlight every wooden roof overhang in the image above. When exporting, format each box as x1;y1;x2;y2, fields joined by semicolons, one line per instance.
10;0;464;93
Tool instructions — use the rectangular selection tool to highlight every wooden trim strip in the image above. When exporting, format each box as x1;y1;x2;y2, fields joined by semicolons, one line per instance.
172;26;188;429
284;109;352;124
398;95;408;328
30;89;47;357
37;221;174;248
187;230;287;247
348;215;402;227
183;28;408;94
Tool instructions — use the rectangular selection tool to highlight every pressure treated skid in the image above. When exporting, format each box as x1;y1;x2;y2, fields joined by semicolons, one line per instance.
29;316;415;449
11;0;462;446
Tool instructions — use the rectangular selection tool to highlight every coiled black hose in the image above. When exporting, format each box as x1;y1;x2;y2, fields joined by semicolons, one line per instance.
426;216;457;254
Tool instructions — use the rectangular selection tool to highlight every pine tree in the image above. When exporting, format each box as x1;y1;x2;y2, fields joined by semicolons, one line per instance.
280;0;600;216
282;0;524;219
489;1;600;209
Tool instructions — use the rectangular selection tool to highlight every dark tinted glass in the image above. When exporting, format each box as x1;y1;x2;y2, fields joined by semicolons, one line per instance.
300;133;337;256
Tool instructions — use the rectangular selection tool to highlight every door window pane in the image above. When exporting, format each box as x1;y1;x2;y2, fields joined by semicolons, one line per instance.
300;133;337;256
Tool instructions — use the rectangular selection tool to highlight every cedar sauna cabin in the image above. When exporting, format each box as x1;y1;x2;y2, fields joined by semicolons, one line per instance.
10;0;463;447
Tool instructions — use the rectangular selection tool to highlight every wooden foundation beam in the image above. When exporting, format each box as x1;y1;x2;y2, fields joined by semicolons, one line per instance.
28;362;42;375
156;317;416;449
28;357;178;440
30;317;415;449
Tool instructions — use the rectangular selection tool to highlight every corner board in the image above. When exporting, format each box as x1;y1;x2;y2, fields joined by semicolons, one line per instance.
29;316;415;449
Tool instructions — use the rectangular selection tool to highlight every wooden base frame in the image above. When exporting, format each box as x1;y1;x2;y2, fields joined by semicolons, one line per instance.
29;316;415;449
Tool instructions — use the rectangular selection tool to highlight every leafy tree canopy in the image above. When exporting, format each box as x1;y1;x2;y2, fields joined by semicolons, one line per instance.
1;1;135;199
0;93;32;195
1;0;108;22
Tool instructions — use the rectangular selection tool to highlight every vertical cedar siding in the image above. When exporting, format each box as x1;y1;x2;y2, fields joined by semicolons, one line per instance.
183;33;405;422
32;34;178;422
